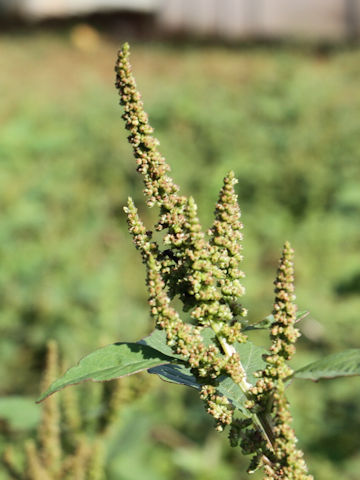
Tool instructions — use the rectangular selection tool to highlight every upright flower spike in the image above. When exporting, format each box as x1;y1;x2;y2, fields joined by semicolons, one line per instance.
116;44;188;282
38;341;61;475
210;171;245;292
179;197;224;324
25;441;52;480
87;441;105;480
117;44;233;332
61;365;82;445
247;243;312;480
123;197;154;262
146;253;181;334
115;44;177;206
209;171;247;344
270;241;300;366
116;44;312;475
117;44;252;429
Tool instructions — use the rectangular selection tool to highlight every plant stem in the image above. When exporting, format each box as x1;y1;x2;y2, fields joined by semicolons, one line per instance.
211;323;276;450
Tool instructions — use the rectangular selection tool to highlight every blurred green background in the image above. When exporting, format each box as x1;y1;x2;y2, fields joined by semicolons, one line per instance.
1;22;360;479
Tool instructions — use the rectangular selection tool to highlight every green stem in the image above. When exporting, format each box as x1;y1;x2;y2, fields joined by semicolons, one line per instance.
211;322;276;450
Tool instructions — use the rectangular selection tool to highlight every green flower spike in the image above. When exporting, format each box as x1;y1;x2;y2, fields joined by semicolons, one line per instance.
116;45;251;432
37;43;360;480
116;44;315;474
247;243;313;480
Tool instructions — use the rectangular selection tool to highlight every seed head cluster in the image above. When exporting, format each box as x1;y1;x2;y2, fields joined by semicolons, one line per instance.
117;43;248;431
244;243;313;479
116;43;312;477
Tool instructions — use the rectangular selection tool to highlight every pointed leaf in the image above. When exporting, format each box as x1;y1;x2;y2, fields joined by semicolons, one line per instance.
148;363;201;390
140;329;182;359
295;310;309;322
244;315;273;331
37;343;176;402
293;349;360;381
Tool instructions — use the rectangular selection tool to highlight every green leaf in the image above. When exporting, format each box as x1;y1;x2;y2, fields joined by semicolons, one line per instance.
140;329;182;359
148;363;201;390
37;343;176;402
0;396;41;429
235;342;267;383
293;349;360;381
244;315;273;331
217;342;267;414
200;327;217;347
148;341;267;415
295;310;309;322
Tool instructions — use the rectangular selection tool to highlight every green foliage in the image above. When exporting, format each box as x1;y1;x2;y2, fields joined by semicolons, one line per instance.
1;28;360;480
293;349;360;381
0;397;40;430
38;343;174;402
2;341;153;480
40;334;266;419
40;42;360;479
146;334;268;416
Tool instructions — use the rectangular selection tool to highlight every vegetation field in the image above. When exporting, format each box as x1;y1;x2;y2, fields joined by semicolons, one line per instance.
1;25;360;479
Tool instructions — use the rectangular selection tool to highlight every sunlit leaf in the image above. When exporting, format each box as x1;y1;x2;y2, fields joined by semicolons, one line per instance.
217;342;267;414
37;343;176;402
140;329;182;359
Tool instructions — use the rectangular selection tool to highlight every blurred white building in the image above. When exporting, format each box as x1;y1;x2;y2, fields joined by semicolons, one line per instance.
158;0;360;41
1;0;360;40
0;0;160;17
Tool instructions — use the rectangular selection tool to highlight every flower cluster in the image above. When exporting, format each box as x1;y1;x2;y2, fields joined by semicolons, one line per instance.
116;43;311;477
115;43;184;210
116;43;248;431
209;171;246;308
245;243;312;479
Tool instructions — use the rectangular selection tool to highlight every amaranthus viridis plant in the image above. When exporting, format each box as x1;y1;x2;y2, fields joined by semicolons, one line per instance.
39;43;360;480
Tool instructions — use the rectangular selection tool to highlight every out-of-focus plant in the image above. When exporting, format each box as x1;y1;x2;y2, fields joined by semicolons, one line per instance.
38;44;360;480
2;340;151;480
